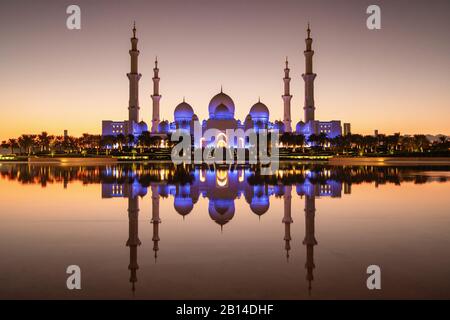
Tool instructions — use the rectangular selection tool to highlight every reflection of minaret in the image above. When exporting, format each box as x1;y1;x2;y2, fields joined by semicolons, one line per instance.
303;194;318;294
126;195;141;292
151;58;161;133
282;57;293;132
282;186;293;261
151;185;161;262
128;22;142;125
303;23;316;123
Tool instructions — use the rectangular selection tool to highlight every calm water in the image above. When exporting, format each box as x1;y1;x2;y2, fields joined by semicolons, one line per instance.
0;163;449;299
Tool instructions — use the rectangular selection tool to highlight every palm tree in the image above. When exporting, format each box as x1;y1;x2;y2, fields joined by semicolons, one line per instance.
438;136;447;144
91;135;102;153
53;136;64;152
308;134;319;147
8;138;19;154
18;134;36;155
294;134;306;152
37;132;53;152
126;134;135;147
280;133;291;148
1;140;10;152
400;136;415;152
138;131;152;150
101;135;116;154
350;134;364;150
413;135;430;152
317;132;328;148
116;134;126;151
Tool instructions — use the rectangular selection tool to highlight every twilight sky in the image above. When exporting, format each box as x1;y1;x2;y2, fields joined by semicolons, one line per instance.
0;0;449;140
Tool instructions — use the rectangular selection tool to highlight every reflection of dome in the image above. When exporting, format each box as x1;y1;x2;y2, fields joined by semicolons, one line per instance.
249;101;269;121
174;102;194;121
249;185;270;216
250;198;270;216
174;197;193;217
208;91;235;119
158;185;169;198
209;200;235;226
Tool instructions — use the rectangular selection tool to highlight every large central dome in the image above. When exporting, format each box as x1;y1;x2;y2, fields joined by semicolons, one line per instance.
208;91;235;119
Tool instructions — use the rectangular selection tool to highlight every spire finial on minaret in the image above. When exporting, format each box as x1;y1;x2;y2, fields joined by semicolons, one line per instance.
220;85;223;93
307;22;311;38
155;56;158;68
133;21;136;38
258;96;261;103
183;96;185;103
285;56;289;68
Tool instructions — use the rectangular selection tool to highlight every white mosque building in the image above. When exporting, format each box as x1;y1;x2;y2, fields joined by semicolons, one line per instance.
102;23;344;146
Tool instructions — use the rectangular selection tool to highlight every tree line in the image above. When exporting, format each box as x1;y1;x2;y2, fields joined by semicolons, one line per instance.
1;131;448;156
280;132;449;154
0;132;171;155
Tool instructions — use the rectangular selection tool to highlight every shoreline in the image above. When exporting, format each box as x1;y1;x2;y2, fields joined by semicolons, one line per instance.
328;156;450;166
0;156;450;166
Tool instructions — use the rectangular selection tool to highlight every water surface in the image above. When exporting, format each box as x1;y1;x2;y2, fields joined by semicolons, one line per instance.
0;163;449;299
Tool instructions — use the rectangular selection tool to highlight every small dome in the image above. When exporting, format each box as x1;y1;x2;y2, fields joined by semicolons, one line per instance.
174;102;194;120
191;114;199;121
158;120;169;133
137;121;148;133
296;121;306;133
273;120;285;133
249;101;269;121
208;91;235;118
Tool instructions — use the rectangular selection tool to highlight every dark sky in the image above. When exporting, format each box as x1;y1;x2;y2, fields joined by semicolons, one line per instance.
0;0;449;138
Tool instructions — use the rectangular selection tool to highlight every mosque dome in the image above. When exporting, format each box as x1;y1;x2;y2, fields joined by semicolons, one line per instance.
191;114;199;122
208;91;235;119
249;101;269;121
214;104;232;120
158;120;169;133
296;120;305;133
274;120;285;133
174;101;194;121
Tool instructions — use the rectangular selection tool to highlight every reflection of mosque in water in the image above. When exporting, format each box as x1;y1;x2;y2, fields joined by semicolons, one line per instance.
102;167;346;293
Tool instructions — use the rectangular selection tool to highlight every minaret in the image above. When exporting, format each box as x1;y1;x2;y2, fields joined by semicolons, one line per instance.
151;57;161;133
282;57;293;132
126;195;141;292
302;23;316;123
127;22;142;126
303;194;318;294
282;186;293;260
151;185;161;262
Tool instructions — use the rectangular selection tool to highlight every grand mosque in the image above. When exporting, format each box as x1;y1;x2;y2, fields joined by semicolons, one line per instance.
102;23;346;146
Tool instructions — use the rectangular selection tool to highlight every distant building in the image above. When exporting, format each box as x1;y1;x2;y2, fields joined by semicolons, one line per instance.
343;123;351;136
